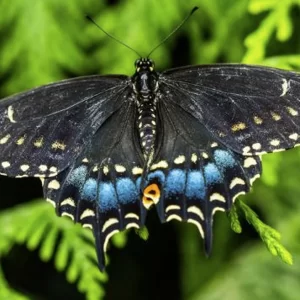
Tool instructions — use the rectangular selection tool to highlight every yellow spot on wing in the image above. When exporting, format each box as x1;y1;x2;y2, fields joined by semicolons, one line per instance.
20;164;30;172
48;179;60;190
287;106;298;116
60;197;75;207
52;140;66;150
209;193;226;202
132;167;143;175
92;165;99;172
0;134;11;144
271;112;281;121
289;133;298;140
187;219;204;238
231;122;246;132
243;157;257;168
187;206;204;220
230;178;246;189
165;205;181;213
232;191;246;202
253;116;263;125
103;166;109;175
126;223;139;229
242;146;251;155
166;215;182;222
82;223;93;230
280;78;290;96
7;105;16;123
102;218;119;233
34;137;44;148
39;165;48;172
61;212;74;220
270;139;280;146
115;164;126;172
252;143;261;150
150;160;168;170
250;174;260;185
212;207;225;215
125;213;139;219
104;230;119;252
202;152;209;159
16;135;26;145
174;155;185;164
80;209;95;220
191;153;198;163
46;198;56;207
1;161;10;168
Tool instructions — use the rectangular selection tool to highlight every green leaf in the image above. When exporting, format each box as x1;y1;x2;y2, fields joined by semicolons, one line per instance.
0;201;106;299
236;199;293;265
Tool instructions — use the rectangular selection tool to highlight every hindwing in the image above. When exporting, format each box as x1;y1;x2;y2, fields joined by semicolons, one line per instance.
145;101;262;252
43;103;146;270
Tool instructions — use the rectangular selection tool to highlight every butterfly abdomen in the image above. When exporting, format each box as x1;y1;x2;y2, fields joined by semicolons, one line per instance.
136;99;158;157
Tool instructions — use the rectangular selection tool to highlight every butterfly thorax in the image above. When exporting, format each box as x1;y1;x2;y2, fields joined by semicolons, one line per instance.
132;58;159;158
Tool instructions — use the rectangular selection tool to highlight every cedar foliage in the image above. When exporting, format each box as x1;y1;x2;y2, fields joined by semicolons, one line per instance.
0;1;300;299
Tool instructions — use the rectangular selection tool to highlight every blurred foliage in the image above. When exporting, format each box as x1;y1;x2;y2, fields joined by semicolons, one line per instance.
0;201;107;300
0;0;300;299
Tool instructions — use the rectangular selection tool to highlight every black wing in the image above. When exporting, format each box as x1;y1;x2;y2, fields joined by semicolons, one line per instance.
145;100;261;253
42;102;146;271
160;64;300;155
0;75;130;177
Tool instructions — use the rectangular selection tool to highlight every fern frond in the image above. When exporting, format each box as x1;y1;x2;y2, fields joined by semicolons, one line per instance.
243;0;300;63
0;201;107;300
230;199;293;265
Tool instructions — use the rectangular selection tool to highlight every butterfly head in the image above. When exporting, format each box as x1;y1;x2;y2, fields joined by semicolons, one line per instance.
135;58;155;72
133;58;158;98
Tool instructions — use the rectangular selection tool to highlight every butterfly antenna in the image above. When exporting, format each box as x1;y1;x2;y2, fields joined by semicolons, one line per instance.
86;15;142;57
146;6;198;58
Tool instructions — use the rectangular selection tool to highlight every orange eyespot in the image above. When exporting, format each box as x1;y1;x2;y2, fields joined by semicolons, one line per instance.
142;183;161;209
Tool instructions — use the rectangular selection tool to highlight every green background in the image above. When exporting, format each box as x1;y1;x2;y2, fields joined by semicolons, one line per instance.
0;0;300;299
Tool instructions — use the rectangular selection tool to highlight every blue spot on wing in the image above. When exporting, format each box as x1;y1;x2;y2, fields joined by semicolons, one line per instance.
116;178;139;205
204;163;222;184
147;170;166;184
67;165;88;188
213;150;237;171
186;170;205;200
165;169;186;197
136;177;142;190
99;182;118;211
82;178;97;201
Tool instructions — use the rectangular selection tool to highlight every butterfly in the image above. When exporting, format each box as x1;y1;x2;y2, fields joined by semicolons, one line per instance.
0;56;300;270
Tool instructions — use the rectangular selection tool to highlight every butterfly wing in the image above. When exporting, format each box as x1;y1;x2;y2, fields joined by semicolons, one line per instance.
0;75;130;177
42;103;146;270
160;64;300;155
145;101;261;253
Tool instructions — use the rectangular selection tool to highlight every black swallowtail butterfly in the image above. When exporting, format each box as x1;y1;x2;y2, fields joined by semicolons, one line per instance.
1;10;300;270
1;59;300;270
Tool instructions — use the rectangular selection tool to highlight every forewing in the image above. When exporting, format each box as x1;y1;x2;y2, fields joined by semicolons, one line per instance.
0;75;129;177
145;101;261;253
161;64;300;155
43;103;146;270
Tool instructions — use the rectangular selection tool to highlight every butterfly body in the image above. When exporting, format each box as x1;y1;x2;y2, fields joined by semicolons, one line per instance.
0;58;300;270
132;58;159;158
